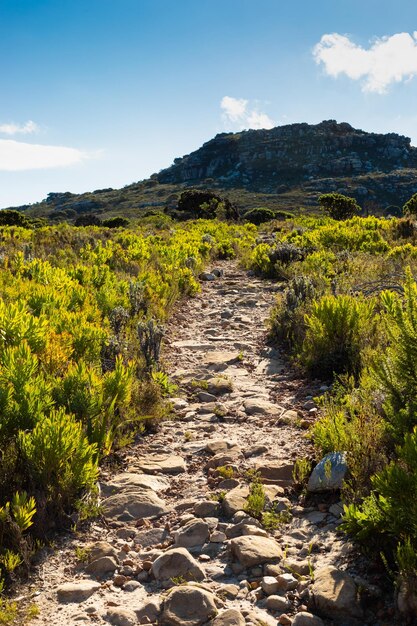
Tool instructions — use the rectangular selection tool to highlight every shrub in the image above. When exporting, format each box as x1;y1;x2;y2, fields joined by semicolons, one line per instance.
403;193;417;217
270;275;316;349
175;190;239;221
74;214;102;227
244;207;275;225
18;408;98;511
373;275;417;440
0;210;31;228
102;217;130;228
300;294;375;378
319;193;360;220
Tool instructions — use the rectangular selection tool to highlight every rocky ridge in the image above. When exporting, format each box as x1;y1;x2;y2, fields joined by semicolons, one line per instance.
11;120;417;218
15;261;393;626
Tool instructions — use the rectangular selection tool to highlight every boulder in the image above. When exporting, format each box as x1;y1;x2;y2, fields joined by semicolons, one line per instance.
161;585;217;626
135;527;171;548
103;488;170;521
211;609;246;626
106;608;137;626
151;547;205;582
292;613;325;626
87;541;119;562
194;500;221;518
243;398;281;416
57;581;100;603
85;556;118;577
230;535;282;567
174;519;210;548
135;599;162;624
311;566;362;619
255;461;294;486
307;453;347;492
135;453;186;474
207;377;233;396
266;595;290;612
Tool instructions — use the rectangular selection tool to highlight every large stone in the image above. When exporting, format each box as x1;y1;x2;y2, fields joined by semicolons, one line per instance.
206;440;239;456
211;609;246;626
85;556;118;577
230;535;282;567
103;471;169;494
135;453;186;474
151;547;205;582
307;453;347;492
135;527;171;548
135;599;162;624
161;585;217;626
57;581;100;603
203;351;241;371
222;486;249;517
87;541;119;562
174;519;210;548
243;398;281;416
311;566;363;619
222;484;283;518
194;500;221;518
292;613;325;626
106;608;137;626
103;488;170;521
255;461;294;486
207;377;233;396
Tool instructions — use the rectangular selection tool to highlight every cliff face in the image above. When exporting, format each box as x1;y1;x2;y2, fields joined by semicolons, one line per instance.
157;120;417;201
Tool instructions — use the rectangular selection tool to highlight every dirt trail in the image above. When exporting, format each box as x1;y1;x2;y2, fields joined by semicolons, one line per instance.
17;261;366;626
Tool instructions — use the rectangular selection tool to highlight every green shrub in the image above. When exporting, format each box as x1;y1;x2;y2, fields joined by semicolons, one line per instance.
403;193;417;217
373;274;417;440
319;193;360;220
102;217;130;228
244;207;275;225
300;294;375;378
270;275;316;350
18;408;98;511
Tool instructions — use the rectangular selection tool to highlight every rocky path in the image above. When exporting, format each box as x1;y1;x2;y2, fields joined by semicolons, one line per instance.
18;261;376;626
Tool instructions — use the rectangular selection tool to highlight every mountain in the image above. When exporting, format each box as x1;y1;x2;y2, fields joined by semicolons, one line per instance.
13;120;417;221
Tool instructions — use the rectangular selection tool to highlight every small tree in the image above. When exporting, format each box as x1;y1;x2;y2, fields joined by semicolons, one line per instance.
244;207;275;225
319;193;360;220
403;193;417;217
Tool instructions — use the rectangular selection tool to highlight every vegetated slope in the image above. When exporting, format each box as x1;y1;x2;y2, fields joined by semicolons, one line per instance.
10;120;417;222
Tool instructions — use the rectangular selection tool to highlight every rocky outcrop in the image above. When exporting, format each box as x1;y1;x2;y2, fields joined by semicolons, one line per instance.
157;120;417;189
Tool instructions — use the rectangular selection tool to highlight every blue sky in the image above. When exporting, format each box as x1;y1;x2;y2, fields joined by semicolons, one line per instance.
2;0;417;207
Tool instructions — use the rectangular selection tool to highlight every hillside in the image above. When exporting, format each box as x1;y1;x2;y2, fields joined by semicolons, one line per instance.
11;120;417;221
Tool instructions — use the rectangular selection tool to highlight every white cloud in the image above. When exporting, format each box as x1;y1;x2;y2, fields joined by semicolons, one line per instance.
0;139;88;171
220;96;274;130
0;120;39;135
313;31;417;93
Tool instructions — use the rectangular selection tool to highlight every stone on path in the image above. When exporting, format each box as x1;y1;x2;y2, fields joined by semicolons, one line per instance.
57;581;100;603
135;527;171;548
173;519;210;548
151;547;205;582
87;541;119;562
255;461;294;486
243;398;281;416
207;377;233;395
311;566;363;619
103;488;170;521
292;613;325;626
161;585;217;626
206;440;239;456
230;535;282;567
212;609;246;626
106;608;137;626
307;453;347;492
135;453;186;474
85;555;118;577
103;471;169;493
222;484;283;518
203;351;241;371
